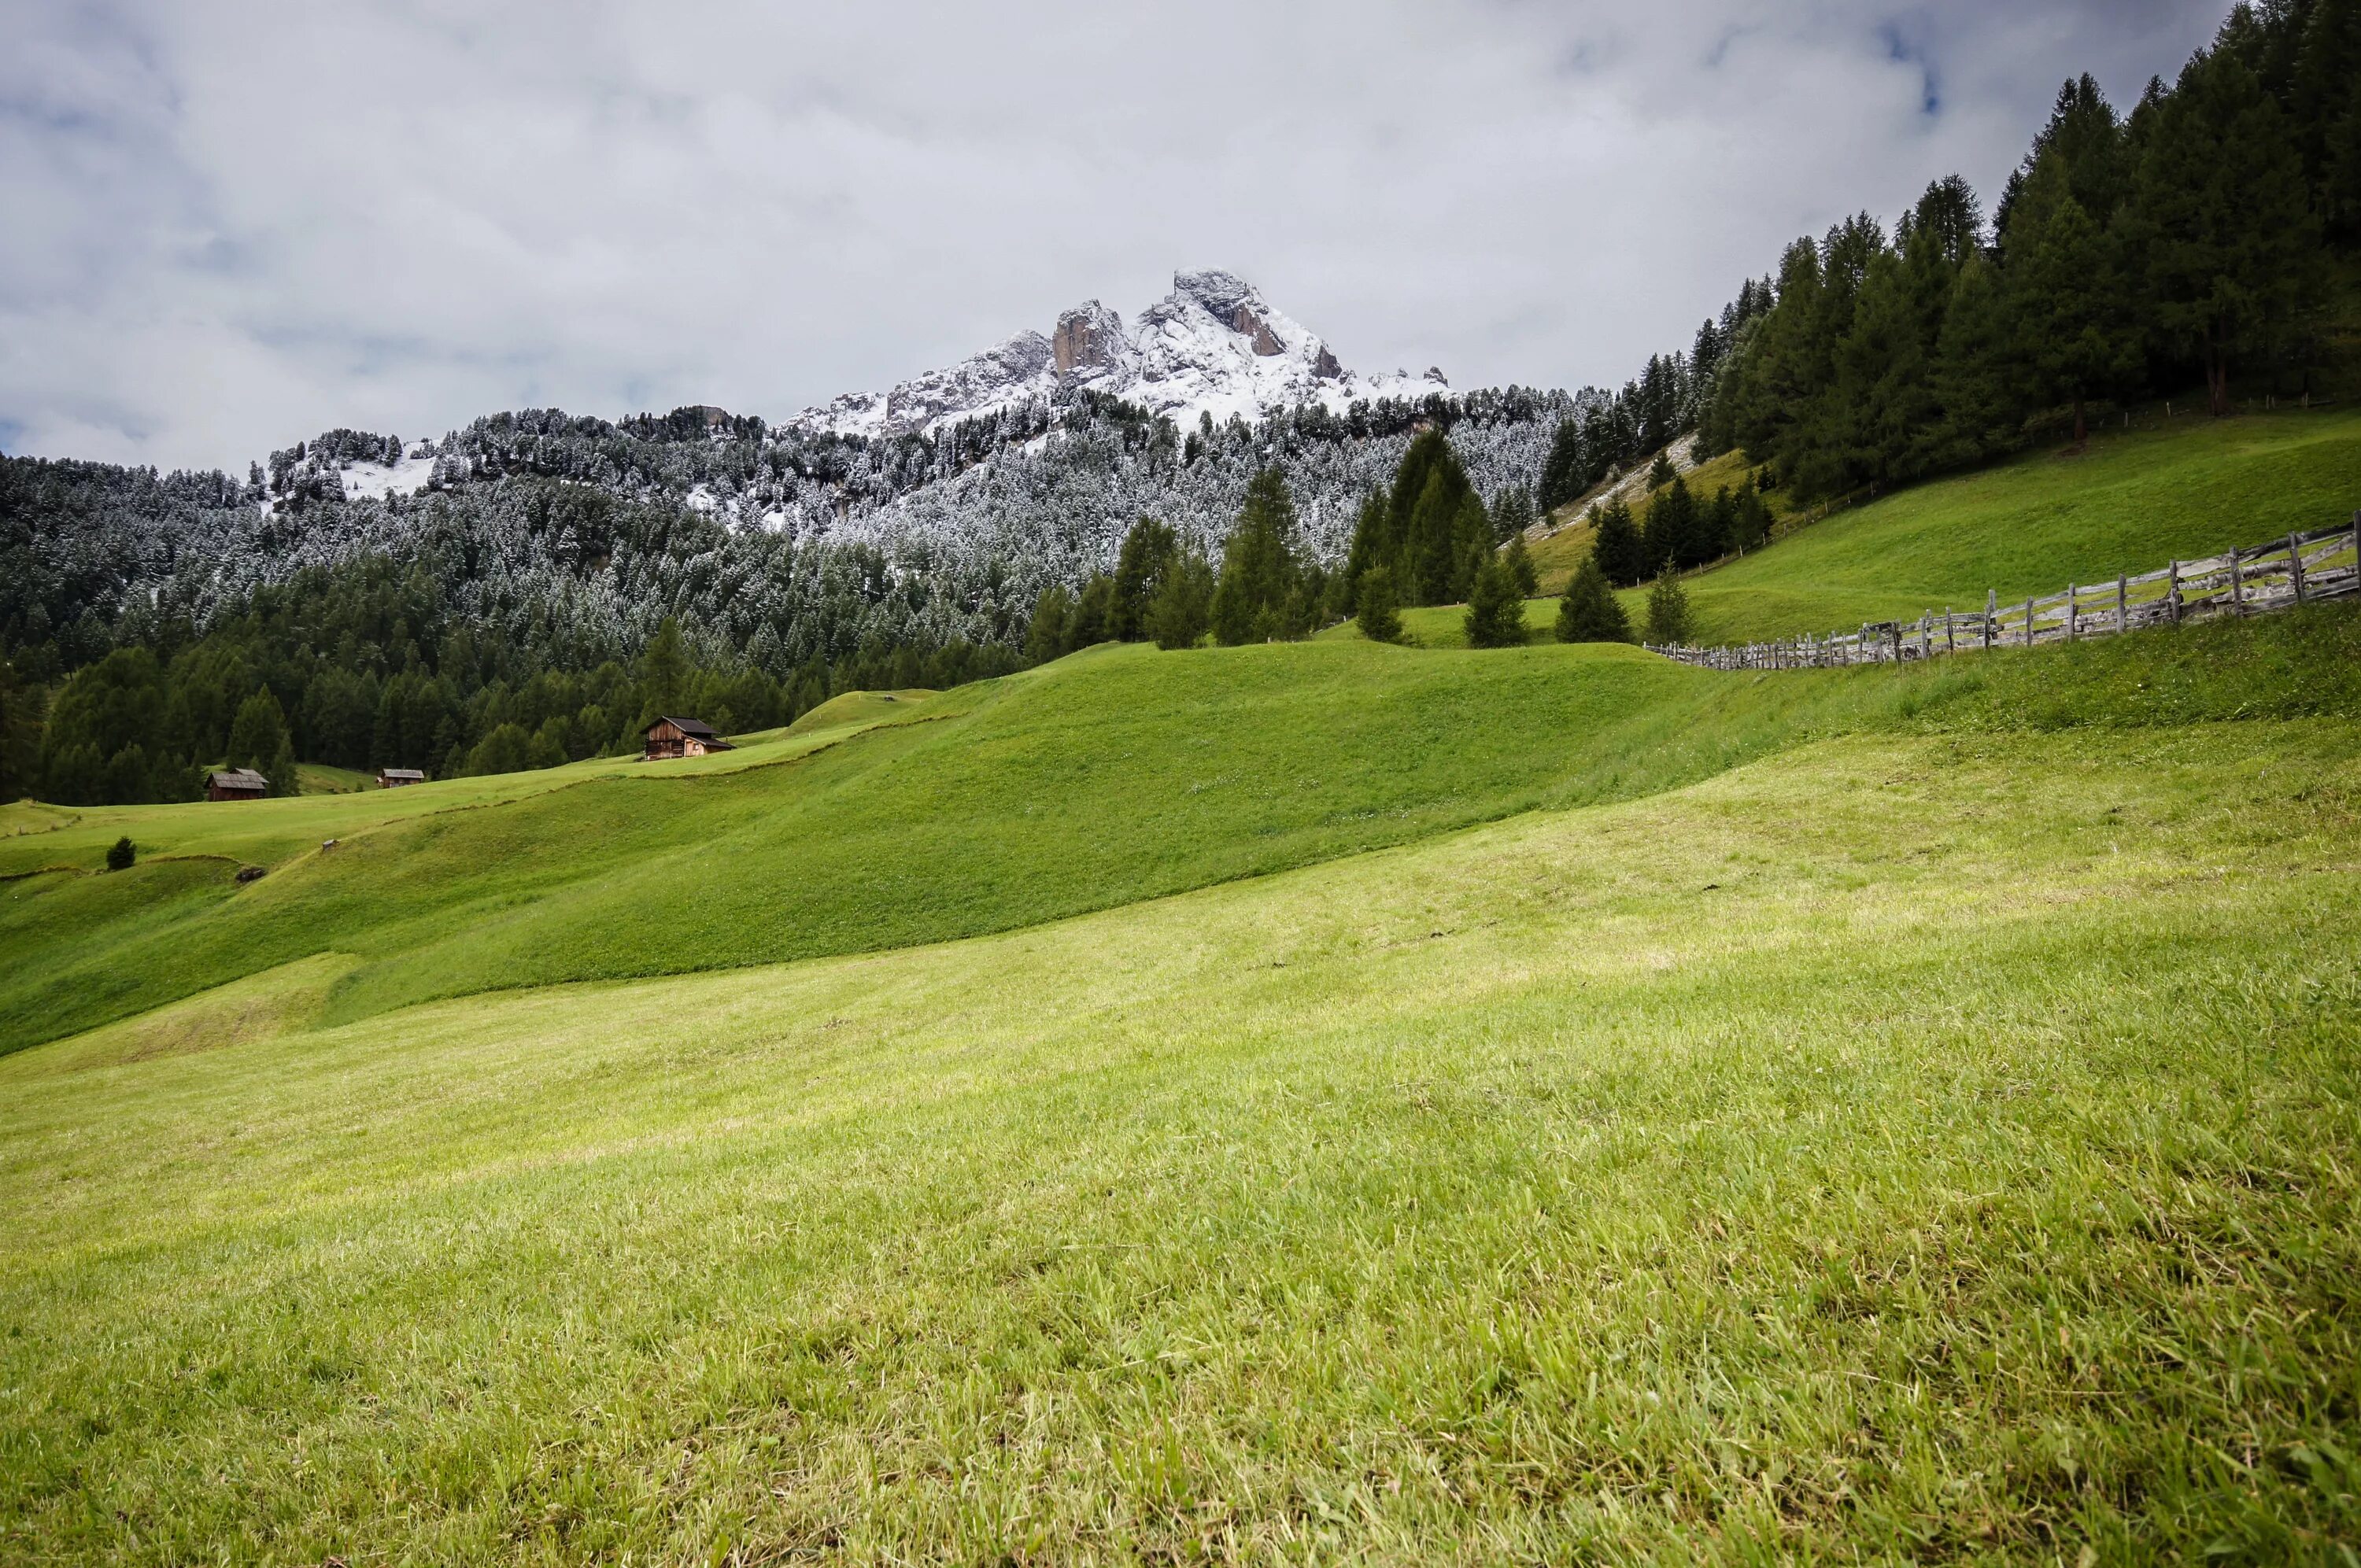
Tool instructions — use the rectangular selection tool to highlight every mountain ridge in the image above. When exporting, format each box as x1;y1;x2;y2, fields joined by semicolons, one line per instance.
788;268;1444;440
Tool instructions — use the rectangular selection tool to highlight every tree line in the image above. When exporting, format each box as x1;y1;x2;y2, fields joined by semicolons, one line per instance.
0;555;1023;806
1693;2;2357;502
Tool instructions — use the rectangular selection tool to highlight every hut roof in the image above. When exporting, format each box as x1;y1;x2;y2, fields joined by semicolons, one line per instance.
380;768;426;780
650;715;719;739
209;769;269;790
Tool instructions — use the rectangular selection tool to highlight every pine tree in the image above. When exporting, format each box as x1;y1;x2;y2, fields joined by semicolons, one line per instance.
1463;559;1527;648
1502;534;1539;600
227;687;295;795
639;617;689;718
1647;452;1677;490
1147;552;1214;650
1537;419;1584;513
1110;518;1178;640
2125;44;2322;415
1643;570;1694;645
1490;485;1536;544
1554;556;1631;644
1355;567;1405;644
1590;501;1647;588
1069;574;1116;649
2008;158;2134;445
1212;468;1306;644
1025;584;1073;664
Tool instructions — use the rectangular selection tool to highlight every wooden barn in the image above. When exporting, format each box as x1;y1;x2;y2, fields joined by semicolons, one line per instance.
644;717;734;761
206;768;269;802
377;767;427;788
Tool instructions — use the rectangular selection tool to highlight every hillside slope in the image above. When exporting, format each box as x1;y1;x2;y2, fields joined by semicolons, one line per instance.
4;610;2357;1561
1368;408;2361;650
10;604;2361;1066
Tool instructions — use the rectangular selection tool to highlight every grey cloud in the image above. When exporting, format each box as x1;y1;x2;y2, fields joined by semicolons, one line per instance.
1;0;2230;471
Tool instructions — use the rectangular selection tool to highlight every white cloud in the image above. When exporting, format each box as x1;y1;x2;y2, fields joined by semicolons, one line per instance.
0;0;2228;471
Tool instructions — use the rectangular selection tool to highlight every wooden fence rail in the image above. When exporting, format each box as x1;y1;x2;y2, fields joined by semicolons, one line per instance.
1645;512;2361;671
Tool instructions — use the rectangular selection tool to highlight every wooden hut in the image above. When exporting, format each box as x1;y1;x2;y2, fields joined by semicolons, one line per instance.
206;768;269;802
377;767;427;788
644;717;734;761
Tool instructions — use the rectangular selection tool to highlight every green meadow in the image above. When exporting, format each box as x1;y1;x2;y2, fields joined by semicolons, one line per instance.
1380;408;2361;650
4;411;2360;1562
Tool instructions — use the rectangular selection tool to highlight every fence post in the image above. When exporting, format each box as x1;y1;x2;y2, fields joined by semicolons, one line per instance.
2230;545;2243;614
2289;531;2306;604
2168;560;2181;625
1919;613;1930;660
1985;588;1995;651
2115;574;2126;633
2067;584;2077;643
1945;607;1955;656
2024;598;2034;648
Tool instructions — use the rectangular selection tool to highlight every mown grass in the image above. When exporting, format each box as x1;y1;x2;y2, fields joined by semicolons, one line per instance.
2;670;2355;1561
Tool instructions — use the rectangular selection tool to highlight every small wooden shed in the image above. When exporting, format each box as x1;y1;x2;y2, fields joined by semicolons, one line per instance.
377;767;427;788
644;717;734;761
206;768;269;802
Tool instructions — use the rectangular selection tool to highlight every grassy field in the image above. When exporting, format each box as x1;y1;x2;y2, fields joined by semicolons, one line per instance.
6;404;2361;1560
2;608;2357;1561
1383;408;2361;650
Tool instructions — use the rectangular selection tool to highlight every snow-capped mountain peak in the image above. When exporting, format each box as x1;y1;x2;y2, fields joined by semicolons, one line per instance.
792;270;1432;439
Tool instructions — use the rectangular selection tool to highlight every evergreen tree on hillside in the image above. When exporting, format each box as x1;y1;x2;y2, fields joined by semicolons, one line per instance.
1642;476;1705;573
1068;574;1116;649
1025;585;1074;663
1211;468;1307;645
2009;160;2136;445
1110;518;1179;641
1537;419;1585;513
1554;556;1631;644
1355;566;1404;644
1589;501;1647;588
1490;485;1535;545
1463;558;1527;648
1643;570;1694;646
227;687;296;795
2123;43;2321;416
1502;534;1539;600
1647;452;1677;491
639;618;689;718
1147;552;1214;651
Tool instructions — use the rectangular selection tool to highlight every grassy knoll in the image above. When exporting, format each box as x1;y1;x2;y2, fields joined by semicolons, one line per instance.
0;692;946;882
8;608;2361;1063
3;658;2356;1559
1659;407;2361;644
1376;408;2361;650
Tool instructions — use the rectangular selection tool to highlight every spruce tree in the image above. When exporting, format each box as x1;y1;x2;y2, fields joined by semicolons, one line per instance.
1554;556;1632;644
1212;467;1306;644
1502;534;1539;599
2125;45;2320;415
1110;518;1179;640
106;835;135;872
1590;501;1647;587
1463;559;1527;648
1355;567;1405;644
2008;158;2134;445
1537;419;1584;513
1069;574;1116;649
1643;570;1694;645
1490;485;1536;544
1147;552;1214;650
1647;452;1677;490
1024;584;1073;664
639;618;689;719
227;687;296;795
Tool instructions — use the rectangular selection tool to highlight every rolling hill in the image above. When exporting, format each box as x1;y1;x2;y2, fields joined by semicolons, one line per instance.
4;402;2361;1560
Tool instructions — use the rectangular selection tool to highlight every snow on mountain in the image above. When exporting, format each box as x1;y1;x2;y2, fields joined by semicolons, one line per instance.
791;269;1440;440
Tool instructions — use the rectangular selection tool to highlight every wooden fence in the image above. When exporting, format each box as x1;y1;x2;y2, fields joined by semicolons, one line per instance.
1646;513;2361;670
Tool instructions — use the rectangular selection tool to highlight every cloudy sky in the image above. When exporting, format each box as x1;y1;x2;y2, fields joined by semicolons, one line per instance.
3;1;2228;473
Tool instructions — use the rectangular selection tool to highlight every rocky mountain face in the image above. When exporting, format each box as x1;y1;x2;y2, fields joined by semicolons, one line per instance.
791;269;1443;440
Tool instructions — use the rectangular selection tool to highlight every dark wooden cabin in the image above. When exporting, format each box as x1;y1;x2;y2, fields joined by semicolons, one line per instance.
377;767;427;788
206;768;269;802
644;716;734;761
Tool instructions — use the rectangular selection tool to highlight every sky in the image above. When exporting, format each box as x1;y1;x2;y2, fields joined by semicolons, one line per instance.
2;0;2231;474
